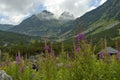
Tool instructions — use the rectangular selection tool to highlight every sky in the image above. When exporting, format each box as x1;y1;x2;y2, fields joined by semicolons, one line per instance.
0;0;107;25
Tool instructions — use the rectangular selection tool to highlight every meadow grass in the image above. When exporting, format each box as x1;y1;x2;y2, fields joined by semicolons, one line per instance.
0;34;120;80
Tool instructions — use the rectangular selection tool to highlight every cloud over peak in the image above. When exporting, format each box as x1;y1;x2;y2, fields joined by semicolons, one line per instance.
0;0;107;25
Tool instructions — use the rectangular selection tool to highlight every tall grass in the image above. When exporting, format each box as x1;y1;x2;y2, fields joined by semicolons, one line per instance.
0;34;120;80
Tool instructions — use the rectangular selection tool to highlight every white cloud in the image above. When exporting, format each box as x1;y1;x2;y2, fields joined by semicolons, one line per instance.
44;0;93;18
0;14;24;25
44;0;107;18
0;0;107;25
100;0;107;5
0;0;43;24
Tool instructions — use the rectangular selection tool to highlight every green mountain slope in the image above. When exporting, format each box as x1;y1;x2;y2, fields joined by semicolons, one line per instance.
87;23;120;43
7;0;120;43
0;30;40;46
9;11;74;39
74;0;120;30
67;0;120;43
0;24;14;31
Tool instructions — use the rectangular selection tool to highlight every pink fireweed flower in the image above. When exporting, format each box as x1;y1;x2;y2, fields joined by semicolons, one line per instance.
77;33;85;42
16;52;21;64
76;46;81;53
108;52;111;58
44;45;50;52
100;51;105;61
118;48;120;52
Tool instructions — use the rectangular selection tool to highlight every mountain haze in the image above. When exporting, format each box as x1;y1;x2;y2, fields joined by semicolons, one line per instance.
9;10;74;39
7;0;120;42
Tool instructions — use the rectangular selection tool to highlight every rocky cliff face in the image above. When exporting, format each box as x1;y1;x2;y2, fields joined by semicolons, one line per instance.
35;10;55;20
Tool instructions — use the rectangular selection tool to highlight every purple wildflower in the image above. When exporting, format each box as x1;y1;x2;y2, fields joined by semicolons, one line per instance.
77;33;85;42
118;48;120;52
16;52;21;64
100;51;105;61
44;45;50;51
108;52;111;58
76;47;81;52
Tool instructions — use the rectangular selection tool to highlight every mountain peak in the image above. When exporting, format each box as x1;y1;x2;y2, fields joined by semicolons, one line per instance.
42;10;54;15
35;10;55;20
59;11;74;20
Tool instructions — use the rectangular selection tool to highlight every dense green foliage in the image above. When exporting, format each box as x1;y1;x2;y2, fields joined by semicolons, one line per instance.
0;39;120;80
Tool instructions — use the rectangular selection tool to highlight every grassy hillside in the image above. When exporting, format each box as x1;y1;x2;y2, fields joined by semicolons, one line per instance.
87;23;120;46
0;24;14;31
9;14;74;39
0;30;40;46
